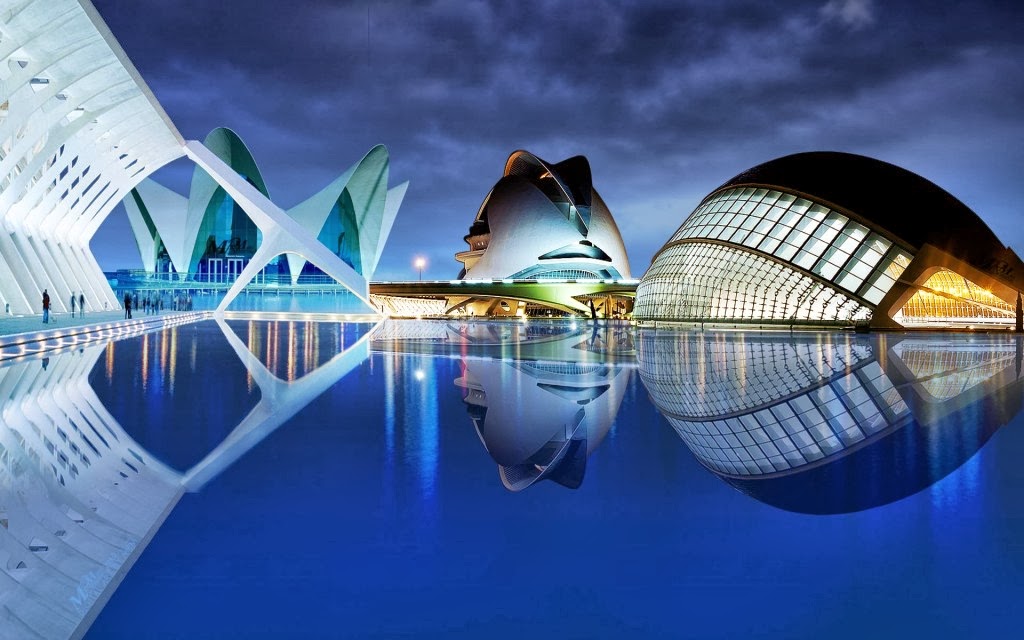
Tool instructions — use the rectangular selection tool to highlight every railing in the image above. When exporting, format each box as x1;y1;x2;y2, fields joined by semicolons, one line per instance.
107;270;349;288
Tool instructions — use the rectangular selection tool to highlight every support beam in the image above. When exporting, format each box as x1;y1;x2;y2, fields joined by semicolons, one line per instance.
182;141;378;314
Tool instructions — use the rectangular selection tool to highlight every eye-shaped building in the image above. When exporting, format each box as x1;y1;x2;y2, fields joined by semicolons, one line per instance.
635;152;1024;329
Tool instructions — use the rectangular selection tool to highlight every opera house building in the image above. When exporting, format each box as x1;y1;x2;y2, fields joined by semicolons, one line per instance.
634;152;1024;330
372;150;635;319
455;150;631;283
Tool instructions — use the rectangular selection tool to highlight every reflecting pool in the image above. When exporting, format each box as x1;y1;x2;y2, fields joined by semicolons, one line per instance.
1;318;1023;638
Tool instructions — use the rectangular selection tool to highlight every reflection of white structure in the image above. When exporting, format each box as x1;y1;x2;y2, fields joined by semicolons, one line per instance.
638;331;1023;513
457;359;631;490
0;346;182;639
0;0;399;318
0;317;373;638
369;319;634;490
638;333;903;477
182;317;374;490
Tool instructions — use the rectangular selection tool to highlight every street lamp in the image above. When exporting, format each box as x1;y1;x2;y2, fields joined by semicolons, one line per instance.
414;256;426;281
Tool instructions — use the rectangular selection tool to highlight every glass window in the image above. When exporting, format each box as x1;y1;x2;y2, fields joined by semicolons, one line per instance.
789;198;811;215
776;193;797;209
805;204;829;221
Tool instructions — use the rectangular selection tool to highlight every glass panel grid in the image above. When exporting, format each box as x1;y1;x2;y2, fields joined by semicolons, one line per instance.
653;188;916;318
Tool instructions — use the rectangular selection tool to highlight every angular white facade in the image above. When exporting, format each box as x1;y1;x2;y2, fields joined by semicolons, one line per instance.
123;130;407;298
1;0;401;318
0;0;184;316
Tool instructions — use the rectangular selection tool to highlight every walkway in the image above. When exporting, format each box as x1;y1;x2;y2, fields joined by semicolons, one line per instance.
0;309;210;360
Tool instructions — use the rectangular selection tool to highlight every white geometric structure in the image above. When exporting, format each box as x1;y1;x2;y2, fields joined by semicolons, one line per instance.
1;0;402;319
184;141;385;312
456;150;631;281
123;130;407;312
0;0;183;316
284;144;407;285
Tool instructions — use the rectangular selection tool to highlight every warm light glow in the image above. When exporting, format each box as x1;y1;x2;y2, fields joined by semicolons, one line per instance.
414;257;427;269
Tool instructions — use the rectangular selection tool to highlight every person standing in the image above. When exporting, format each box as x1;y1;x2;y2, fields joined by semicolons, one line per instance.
70;293;76;318
124;292;132;319
79;292;85;317
42;289;50;323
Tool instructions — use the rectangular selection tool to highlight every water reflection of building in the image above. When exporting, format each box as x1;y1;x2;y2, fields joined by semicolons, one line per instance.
0;346;182;639
370;318;635;361
638;331;1023;513
0;318;373;638
458;358;631;491
371;320;634;491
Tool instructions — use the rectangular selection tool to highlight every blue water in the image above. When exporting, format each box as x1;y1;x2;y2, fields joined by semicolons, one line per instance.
2;319;1023;638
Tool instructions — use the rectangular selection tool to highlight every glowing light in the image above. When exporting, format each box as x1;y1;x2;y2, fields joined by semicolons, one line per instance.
414;369;425;381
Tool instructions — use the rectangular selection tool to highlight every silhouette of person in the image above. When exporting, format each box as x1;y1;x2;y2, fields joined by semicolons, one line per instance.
79;292;85;317
70;293;76;318
124;292;132;319
42;289;50;323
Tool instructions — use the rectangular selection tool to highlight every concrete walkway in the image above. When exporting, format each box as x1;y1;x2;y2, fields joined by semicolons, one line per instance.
0;310;211;361
0;309;127;337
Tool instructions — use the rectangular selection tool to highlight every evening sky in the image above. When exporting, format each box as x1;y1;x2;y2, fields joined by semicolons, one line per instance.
90;0;1024;280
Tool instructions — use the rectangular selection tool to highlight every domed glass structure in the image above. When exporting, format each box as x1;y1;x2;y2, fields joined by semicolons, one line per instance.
635;152;1024;329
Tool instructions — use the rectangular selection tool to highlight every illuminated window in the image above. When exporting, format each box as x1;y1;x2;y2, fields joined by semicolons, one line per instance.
643;187;915;323
895;269;1015;327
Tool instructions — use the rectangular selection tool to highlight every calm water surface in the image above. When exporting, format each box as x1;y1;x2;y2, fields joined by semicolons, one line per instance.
2;318;1023;638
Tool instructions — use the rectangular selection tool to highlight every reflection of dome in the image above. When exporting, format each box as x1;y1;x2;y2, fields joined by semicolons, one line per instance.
638;331;1023;513
457;358;631;491
456;150;631;281
636;152;1024;329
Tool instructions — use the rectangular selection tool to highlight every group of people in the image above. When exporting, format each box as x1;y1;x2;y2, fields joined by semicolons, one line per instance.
40;289;85;324
37;287;207;324
122;291;195;319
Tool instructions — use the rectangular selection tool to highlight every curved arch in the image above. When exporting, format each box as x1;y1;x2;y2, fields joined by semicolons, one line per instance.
181;127;269;274
718;151;1004;268
0;0;184;314
284;143;407;282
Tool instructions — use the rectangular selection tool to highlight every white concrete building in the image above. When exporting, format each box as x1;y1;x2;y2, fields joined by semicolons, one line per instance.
0;0;402;318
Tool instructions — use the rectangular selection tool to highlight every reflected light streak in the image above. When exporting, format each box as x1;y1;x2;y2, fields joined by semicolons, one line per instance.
141;332;149;391
159;327;169;388
287;321;296;382
169;327;177;394
247;320;256;393
105;341;114;386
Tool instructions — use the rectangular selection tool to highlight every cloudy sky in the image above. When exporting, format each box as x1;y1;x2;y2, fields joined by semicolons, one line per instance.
90;0;1024;280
